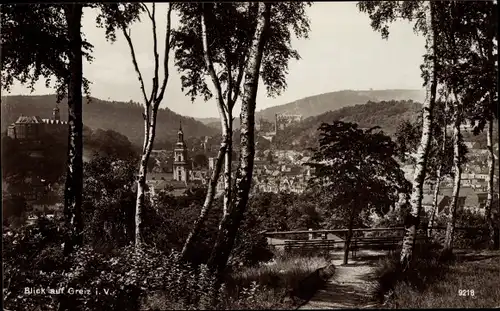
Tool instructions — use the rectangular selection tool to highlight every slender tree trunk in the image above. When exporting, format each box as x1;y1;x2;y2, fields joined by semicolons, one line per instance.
485;117;496;249
443;106;462;254
428;173;441;238
181;138;227;259
124;3;172;249
343;206;355;265
181;5;232;259
135;106;160;248
400;1;437;270
62;4;84;256
428;124;447;238
208;2;271;277
223;119;233;218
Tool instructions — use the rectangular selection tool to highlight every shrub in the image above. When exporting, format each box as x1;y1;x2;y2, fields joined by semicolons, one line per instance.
373;242;449;306
433;209;489;249
3;217;224;311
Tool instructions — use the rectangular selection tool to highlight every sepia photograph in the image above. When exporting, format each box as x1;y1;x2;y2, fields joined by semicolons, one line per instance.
1;1;499;310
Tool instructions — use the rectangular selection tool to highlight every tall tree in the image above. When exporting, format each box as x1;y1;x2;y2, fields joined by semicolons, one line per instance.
457;0;498;249
427;98;450;238
435;1;498;252
307;122;410;264
394;96;464;238
207;1;271;277
96;3;173;248
1;4;94;254
173;2;311;260
358;0;438;269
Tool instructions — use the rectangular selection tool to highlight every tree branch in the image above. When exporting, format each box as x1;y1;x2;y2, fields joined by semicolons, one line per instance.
201;3;229;130
156;3;173;104
147;2;160;103
121;26;150;107
224;46;234;108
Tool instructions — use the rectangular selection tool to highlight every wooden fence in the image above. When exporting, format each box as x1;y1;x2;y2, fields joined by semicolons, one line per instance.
261;227;488;263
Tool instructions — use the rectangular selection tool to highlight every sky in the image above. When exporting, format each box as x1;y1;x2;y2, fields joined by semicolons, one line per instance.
5;2;426;118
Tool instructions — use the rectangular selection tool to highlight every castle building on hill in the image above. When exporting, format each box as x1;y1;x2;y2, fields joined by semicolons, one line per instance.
275;113;303;132
7;106;68;141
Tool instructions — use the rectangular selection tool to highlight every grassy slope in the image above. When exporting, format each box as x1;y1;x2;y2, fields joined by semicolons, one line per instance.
381;250;500;309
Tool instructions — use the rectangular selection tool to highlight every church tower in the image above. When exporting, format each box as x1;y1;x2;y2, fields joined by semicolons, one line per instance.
173;121;189;182
53;105;60;121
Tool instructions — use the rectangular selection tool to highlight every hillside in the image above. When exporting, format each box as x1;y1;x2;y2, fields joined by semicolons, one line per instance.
200;89;426;130
1;95;219;147
257;89;426;120
273;100;423;150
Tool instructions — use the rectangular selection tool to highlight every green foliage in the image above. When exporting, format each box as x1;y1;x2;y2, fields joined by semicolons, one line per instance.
82;155;137;247
357;1;427;40
307;121;410;225
85;128;138;160
0;4;93;101
2;195;28;227
172;2;311;103
379;251;500;308
373;242;448;306
394;100;469;182
273;100;422;151
192;153;209;168
248;191;322;232
433;209;490;249
2;217;224;311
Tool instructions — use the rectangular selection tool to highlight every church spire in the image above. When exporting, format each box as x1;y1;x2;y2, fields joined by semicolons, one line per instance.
178;120;184;142
53;104;60;121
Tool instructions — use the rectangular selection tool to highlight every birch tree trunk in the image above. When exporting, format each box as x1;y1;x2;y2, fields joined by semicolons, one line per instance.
208;2;271;277
181;139;227;258
343;205;355;265
223;119;233;218
181;5;231;258
135;107;160;247
485;117;496;249
428;123;447;238
123;3;172;248
62;4;84;256
443;105;462;254
400;0;437;269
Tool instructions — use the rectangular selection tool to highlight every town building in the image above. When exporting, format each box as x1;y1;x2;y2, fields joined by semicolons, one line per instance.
147;122;209;197
275;113;303;132
7;106;68;141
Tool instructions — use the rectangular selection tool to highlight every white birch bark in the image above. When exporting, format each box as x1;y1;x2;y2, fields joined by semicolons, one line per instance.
428;118;447;238
122;3;172;248
443;103;462;253
208;2;271;276
400;0;437;269
485;117;496;248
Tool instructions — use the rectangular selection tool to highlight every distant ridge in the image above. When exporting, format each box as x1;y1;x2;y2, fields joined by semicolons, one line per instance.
1;94;219;147
199;89;426;129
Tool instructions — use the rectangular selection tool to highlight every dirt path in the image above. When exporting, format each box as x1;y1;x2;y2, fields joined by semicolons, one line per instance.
298;250;386;310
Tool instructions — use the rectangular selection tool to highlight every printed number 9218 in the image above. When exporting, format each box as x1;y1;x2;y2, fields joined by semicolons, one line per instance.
458;289;475;296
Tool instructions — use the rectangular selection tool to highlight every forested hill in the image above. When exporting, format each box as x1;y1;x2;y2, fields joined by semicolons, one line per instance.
1;95;219;147
200;89;426;129
257;89;426;120
273;100;423;150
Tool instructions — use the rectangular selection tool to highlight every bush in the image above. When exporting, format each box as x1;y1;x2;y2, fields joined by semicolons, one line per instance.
373;242;449;306
225;253;334;309
433;209;489;249
3;219;224;311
